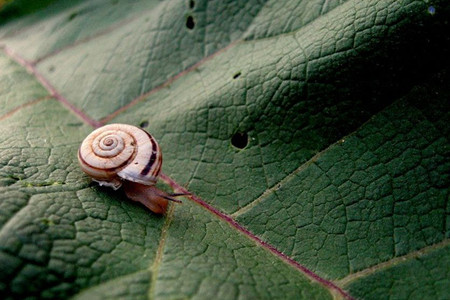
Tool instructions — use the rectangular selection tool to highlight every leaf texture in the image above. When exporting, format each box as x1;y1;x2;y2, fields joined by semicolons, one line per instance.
0;0;449;299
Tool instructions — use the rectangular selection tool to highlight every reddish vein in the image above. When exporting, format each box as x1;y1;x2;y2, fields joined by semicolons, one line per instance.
0;96;51;121
101;41;239;123
2;46;102;128
160;172;354;300
32;14;142;64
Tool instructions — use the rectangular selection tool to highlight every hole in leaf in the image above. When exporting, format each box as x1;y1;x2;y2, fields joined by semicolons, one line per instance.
231;132;248;149
68;12;78;21
189;0;195;9
233;72;241;79
186;15;195;30
140;121;149;128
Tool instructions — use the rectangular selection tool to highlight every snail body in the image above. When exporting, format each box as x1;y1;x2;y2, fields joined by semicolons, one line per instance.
78;124;181;214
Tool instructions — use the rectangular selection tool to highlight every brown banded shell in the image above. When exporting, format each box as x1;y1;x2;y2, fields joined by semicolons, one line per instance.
78;124;162;189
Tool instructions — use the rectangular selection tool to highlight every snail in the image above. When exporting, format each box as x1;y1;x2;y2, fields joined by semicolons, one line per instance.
78;123;184;214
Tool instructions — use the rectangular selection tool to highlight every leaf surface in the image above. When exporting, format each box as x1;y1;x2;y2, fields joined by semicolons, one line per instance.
0;0;449;299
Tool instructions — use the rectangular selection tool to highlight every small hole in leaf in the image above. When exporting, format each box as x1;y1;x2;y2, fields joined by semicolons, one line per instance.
186;15;195;30
140;121;149;128
68;12;78;21
231;132;248;149
189;0;195;9
233;72;241;79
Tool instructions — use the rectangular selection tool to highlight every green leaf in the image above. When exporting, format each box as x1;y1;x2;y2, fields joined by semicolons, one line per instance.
0;0;449;299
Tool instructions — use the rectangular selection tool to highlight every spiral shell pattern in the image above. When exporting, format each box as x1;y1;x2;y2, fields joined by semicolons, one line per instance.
78;124;162;188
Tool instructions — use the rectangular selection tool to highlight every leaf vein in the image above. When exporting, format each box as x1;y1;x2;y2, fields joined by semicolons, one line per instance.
0;95;52;122
148;204;175;298
1;45;102;128
100;41;240;124
159;172;355;300
337;239;450;287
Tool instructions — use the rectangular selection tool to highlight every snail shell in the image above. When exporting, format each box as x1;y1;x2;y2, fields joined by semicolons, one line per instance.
78;124;180;214
78;123;162;189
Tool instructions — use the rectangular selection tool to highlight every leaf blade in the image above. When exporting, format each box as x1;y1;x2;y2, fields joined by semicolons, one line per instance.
0;0;448;299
